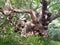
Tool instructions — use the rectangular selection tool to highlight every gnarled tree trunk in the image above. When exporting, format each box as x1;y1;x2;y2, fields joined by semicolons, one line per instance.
0;0;59;37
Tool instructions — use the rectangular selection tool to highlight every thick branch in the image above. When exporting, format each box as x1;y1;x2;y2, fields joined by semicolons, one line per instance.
0;8;37;22
49;13;59;22
12;9;37;21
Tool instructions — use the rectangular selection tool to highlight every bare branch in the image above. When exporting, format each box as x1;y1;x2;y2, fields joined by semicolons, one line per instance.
0;8;37;22
12;9;37;21
5;0;13;10
49;11;59;22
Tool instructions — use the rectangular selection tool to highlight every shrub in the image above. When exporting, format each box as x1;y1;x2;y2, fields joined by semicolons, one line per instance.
48;19;60;41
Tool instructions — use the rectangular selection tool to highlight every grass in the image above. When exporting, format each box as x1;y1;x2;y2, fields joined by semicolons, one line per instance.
0;33;60;45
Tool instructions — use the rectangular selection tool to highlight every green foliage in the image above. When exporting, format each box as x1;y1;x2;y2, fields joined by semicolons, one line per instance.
48;0;60;13
0;33;60;45
48;18;60;41
0;0;5;8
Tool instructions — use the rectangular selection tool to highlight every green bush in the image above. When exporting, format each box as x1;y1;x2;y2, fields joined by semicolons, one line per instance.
48;19;60;41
